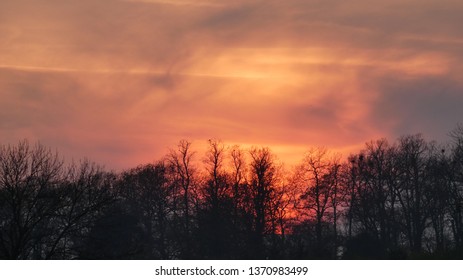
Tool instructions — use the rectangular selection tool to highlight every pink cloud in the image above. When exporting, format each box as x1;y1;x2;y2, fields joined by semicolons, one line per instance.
1;0;462;169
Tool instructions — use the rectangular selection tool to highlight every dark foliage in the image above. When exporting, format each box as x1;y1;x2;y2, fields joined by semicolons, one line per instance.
3;127;463;259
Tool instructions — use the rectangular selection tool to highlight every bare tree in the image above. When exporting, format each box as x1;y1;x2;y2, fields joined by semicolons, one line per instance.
448;125;463;250
425;144;451;252
116;162;171;259
0;141;64;259
395;134;431;254
329;160;341;258
197;139;235;258
294;147;338;256
248;147;277;258
165;140;196;258
229;145;248;216
343;139;402;257
203;139;230;210
50;160;114;259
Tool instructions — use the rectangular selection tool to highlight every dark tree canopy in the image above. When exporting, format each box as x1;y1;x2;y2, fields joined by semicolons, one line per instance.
3;130;463;259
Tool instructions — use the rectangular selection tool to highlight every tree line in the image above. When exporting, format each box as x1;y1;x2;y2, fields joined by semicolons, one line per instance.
2;127;463;259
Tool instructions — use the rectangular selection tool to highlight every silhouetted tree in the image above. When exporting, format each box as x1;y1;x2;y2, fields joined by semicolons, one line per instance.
50;160;114;259
293;148;338;258
448;125;463;251
424;144;451;253
115;162;172;259
0;141;64;259
248;147;277;258
0;142;113;259
196;140;235;258
267;178;295;258
348;139;399;253
395;134;431;254
165;140;197;258
5;128;463;259
227;145;255;258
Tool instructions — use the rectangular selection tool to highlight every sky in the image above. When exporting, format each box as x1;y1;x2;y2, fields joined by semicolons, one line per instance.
1;0;463;170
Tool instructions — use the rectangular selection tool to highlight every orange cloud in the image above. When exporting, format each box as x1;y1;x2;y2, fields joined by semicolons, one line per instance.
1;0;463;169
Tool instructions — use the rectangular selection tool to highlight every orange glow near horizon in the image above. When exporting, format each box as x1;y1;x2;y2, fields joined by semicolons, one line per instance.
1;0;463;170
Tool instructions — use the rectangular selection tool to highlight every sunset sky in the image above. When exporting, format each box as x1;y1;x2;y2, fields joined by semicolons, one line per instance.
1;0;463;170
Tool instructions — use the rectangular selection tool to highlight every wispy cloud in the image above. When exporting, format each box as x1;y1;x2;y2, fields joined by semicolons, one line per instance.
1;0;462;169
120;0;226;7
0;64;168;76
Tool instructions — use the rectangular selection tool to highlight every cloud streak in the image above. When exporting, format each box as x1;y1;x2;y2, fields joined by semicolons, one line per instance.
121;0;226;7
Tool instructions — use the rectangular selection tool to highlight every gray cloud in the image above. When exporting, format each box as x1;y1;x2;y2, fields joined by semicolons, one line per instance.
368;75;463;143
